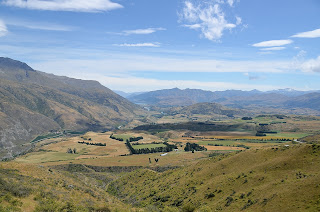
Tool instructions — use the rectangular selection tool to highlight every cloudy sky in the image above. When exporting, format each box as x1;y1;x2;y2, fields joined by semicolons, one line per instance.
0;0;320;92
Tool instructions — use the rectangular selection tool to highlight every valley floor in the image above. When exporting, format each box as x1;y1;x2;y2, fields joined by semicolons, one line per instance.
2;115;320;211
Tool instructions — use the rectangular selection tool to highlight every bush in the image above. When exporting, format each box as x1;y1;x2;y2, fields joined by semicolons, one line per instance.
0;177;32;198
184;142;207;152
182;204;196;212
256;132;266;136
225;196;234;207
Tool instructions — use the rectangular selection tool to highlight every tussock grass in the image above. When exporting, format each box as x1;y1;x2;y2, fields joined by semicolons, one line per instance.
108;144;320;211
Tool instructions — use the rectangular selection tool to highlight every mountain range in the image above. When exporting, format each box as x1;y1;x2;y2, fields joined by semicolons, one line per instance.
167;102;250;118
127;88;320;114
1;57;320;159
0;57;143;159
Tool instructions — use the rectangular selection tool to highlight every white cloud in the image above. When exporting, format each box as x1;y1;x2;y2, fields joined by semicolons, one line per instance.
122;28;166;35
291;28;320;38
0;44;293;75
243;72;265;81
60;73;282;93
30;55;292;75
2;0;123;12
0;19;8;37
236;16;242;25
5;19;74;31
252;39;293;47
291;50;306;70
114;43;161;47
260;47;286;51
291;52;320;73
179;1;240;41
183;24;201;29
301;56;320;73
227;0;234;7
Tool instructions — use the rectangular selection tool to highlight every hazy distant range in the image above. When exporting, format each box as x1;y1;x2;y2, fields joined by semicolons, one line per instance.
115;88;320;115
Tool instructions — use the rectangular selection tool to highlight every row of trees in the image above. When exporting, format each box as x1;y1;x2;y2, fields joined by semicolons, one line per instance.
109;134;143;142
109;134;124;141
184;142;207;152
127;136;143;142
126;141;177;155
77;141;106;146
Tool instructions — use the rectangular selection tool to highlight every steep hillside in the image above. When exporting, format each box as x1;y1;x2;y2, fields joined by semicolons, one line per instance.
0;57;143;159
0;57;140;115
0;99;60;159
108;144;320;211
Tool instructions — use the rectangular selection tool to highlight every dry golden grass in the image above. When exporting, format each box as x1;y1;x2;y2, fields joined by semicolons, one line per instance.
0;162;134;211
16;131;210;167
204;146;244;151
108;144;320;211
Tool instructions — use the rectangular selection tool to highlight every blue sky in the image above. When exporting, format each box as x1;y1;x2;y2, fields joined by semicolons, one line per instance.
0;0;320;92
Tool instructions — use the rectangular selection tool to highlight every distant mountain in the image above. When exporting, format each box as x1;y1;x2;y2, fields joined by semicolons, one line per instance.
114;90;145;98
284;93;320;111
219;93;291;108
170;102;250;117
128;88;219;106
128;88;285;107
0;57;143;159
267;88;316;97
128;88;320;114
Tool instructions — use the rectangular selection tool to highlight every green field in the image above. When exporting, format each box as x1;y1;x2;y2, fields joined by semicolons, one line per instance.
265;132;310;138
196;139;289;150
198;140;240;146
132;143;166;150
112;134;133;141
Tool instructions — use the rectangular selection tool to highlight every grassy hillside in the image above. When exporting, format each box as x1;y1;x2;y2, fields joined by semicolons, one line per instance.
301;134;320;144
0;162;133;211
108;144;320;211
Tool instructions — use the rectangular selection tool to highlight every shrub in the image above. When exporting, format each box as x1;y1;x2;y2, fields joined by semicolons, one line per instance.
225;196;234;207
182;204;196;212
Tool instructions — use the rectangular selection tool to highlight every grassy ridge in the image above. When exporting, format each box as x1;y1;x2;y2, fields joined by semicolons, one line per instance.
108;144;320;211
0;162;133;211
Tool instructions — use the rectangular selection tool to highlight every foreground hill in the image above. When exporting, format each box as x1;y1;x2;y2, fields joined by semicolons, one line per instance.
300;134;320;144
108;144;320;211
0;162;132;211
0;57;143;159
